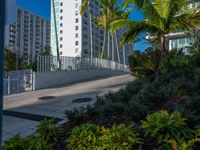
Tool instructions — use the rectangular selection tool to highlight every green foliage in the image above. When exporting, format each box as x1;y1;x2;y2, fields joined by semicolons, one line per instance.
67;123;142;150
128;49;183;77
142;111;192;148
3;135;52;150
100;124;142;150
65;105;98;124
40;45;52;56
4;48;17;71
67;123;101;150
36;119;63;143
111;0;200;50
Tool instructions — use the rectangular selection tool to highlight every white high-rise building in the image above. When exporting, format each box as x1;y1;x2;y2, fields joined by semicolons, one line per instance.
5;0;51;64
51;0;132;64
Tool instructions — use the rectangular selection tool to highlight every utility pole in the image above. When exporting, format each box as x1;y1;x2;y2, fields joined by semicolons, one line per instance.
0;0;5;148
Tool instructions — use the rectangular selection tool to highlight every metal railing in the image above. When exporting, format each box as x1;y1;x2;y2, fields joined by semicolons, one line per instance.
37;55;129;73
3;69;34;95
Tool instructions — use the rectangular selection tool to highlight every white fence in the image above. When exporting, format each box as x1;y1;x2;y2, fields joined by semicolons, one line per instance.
3;69;34;95
37;56;129;73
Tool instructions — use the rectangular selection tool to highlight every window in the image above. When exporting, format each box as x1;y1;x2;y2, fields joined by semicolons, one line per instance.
75;26;78;30
60;37;63;41
76;18;79;23
60;51;63;55
75;11;79;16
75;33;78;38
60;9;63;13
75;48;78;53
60;44;63;48
60;16;63;20
60;23;63;27
60;30;63;34
75;41;79;45
60;2;63;6
75;3;79;8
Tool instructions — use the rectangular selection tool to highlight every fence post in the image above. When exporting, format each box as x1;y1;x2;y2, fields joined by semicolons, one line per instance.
8;72;10;95
32;72;36;91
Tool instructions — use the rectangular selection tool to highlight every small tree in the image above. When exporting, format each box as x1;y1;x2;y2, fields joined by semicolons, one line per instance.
41;45;52;56
4;48;17;71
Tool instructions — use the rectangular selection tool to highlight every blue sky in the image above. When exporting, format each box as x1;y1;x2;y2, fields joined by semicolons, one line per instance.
16;0;149;51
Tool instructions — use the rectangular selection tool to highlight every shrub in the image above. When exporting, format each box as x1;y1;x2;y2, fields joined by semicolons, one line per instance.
128;48;183;77
125;98;150;121
3;135;52;150
67;123;142;150
141;111;192;146
36;119;63;143
100;124;142;150
67;123;101;150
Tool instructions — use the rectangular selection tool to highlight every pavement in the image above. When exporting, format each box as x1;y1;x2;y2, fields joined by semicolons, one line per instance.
3;74;133;142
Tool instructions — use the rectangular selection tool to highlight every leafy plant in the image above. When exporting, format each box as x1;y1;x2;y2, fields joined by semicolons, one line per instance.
128;48;183;77
67;123;142;150
36;119;63;143
141;111;192;146
100;124;142;150
67;123;101;150
3;135;52;150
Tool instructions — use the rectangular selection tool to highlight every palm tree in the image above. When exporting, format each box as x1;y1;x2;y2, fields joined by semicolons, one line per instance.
111;0;200;51
81;0;130;62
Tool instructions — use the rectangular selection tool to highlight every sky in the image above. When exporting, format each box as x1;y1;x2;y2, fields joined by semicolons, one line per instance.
16;0;149;51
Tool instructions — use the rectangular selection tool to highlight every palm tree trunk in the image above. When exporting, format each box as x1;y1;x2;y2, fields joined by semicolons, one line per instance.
161;36;166;51
89;11;93;62
101;30;106;59
111;33;115;61
108;32;110;60
123;46;126;65
114;32;120;62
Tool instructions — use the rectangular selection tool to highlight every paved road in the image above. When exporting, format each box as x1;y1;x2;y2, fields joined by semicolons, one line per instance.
3;74;133;141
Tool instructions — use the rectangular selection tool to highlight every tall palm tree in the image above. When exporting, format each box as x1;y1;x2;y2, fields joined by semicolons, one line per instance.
81;0;130;62
111;0;200;51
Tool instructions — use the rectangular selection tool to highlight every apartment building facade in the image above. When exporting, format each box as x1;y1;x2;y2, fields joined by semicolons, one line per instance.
5;0;51;64
51;0;132;64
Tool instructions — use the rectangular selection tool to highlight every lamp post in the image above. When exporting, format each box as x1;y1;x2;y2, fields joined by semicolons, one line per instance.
0;0;5;148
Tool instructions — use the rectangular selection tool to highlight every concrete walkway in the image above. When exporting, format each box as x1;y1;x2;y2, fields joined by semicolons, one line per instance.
3;74;133;142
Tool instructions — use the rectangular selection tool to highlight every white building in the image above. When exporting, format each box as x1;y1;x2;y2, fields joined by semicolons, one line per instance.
5;0;51;64
51;0;132;64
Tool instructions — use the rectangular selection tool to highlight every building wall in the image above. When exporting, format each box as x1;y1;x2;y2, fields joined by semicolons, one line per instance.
4;2;51;64
51;0;133;63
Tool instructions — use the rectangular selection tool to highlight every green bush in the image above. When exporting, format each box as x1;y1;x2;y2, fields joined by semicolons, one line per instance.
125;97;150;121
141;111;192;147
128;49;183;77
36;119;63;143
3;135;52;150
67;123;101;150
67;123;142;150
100;124;142;150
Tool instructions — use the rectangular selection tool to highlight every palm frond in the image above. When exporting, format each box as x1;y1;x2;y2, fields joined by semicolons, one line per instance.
80;0;89;15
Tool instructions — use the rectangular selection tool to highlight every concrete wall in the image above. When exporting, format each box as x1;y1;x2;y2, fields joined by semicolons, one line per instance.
34;69;127;90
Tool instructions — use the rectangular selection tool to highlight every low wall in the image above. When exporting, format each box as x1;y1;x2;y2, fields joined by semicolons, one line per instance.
34;69;127;90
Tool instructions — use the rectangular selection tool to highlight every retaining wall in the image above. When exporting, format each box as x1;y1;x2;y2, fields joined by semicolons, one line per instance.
34;69;127;90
